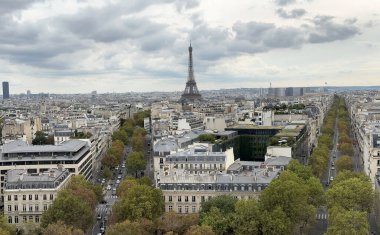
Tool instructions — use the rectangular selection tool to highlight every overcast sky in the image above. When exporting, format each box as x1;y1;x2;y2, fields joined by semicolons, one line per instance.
1;0;380;94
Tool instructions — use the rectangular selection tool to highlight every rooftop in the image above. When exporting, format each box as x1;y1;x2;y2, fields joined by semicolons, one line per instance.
2;139;87;154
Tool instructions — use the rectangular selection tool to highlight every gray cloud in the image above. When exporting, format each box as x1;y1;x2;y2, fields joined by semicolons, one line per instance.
0;0;43;15
275;0;296;6
308;15;360;43
277;8;306;18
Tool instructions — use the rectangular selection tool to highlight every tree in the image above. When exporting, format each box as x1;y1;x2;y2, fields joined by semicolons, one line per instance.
40;176;100;231
288;159;313;180
126;151;146;177
157;212;199;234
112;130;129;145
326;176;374;213
117;178;138;198
261;207;292;235
339;143;354;156
200;195;238;216
133;110;150;127
326;207;368;235
184;225;215;235
0;215;16;235
43;221;84;235
259;171;319;232
107;219;154;235
336;155;353;172
32;131;49;145
113;184;164;222
102;166;113;180
233;199;260;235
201;207;234;235
41;190;94;231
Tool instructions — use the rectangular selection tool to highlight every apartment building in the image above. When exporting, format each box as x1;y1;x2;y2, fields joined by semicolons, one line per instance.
0;140;92;203
3;168;72;227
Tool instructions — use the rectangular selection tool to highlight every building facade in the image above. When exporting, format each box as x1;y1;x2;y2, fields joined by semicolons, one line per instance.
3;169;72;227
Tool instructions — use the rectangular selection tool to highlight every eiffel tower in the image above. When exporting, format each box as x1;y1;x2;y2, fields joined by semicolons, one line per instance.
180;42;202;103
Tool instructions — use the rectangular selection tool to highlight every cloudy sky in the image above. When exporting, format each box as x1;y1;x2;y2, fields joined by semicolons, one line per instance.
1;0;380;94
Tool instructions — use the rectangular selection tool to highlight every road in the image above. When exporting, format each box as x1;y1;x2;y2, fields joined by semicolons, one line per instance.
310;116;339;235
91;145;131;235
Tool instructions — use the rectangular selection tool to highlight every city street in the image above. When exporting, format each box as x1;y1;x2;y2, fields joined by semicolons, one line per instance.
91;145;131;235
310;116;339;235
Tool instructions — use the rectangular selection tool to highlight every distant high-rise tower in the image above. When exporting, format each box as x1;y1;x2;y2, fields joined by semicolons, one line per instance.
2;81;9;99
180;43;202;103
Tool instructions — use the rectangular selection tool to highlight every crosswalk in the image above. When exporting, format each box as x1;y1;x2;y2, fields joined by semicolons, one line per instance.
96;206;111;214
104;195;118;200
316;213;328;220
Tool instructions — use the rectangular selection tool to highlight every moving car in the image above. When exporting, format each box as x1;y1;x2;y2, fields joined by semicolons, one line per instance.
97;214;101;220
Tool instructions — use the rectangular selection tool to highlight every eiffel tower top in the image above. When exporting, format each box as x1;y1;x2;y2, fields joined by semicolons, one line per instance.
180;42;202;103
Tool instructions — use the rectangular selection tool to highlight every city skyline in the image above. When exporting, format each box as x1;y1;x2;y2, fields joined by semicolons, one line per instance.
0;0;379;94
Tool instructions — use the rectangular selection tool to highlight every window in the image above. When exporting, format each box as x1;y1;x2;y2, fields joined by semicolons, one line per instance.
192;196;196;202
178;196;182;202
23;216;27;223
29;216;33;222
43;204;48;211
168;205;173;212
185;206;189;213
8;205;12;212
29;205;33;211
14;216;19;224
50;194;54;200
178;206;182;213
185;196;189;202
35;195;38;200
35;216;40;223
35;205;39;211
14;205;18;211
23;195;26;200
192;205;196;213
7;195;11;201
29;195;32;200
208;196;212;201
160;158;163;164
23;204;26;212
14;195;18;201
8;216;12;224
43;194;47;200
168;196;172;202
201;196;205;202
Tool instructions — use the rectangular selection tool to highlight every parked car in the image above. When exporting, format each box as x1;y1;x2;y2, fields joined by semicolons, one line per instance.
97;214;101;220
116;179;120;184
330;176;334;181
117;175;122;180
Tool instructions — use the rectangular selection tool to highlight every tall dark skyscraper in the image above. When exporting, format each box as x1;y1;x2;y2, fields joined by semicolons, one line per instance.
2;81;9;99
180;43;202;103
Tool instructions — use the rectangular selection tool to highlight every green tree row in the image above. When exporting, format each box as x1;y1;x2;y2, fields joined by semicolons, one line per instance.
325;171;374;234
309;96;339;178
40;176;102;233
